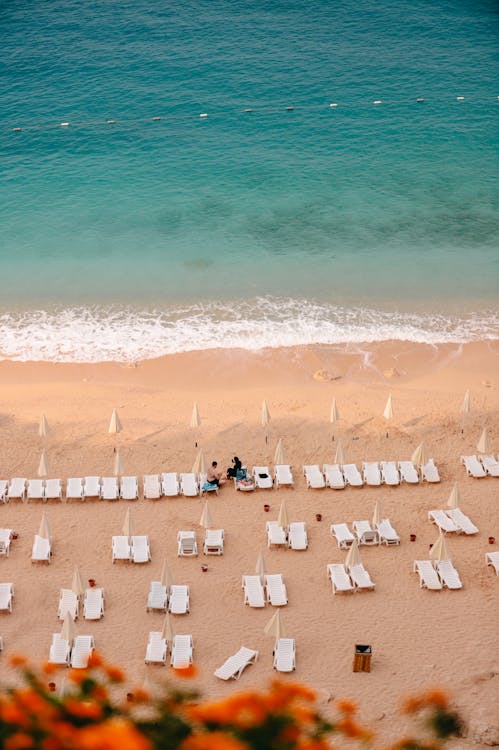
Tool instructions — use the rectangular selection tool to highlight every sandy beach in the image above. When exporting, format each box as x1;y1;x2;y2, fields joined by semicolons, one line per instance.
0;340;497;745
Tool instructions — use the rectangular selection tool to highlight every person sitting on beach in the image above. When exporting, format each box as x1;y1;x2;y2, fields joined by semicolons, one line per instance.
227;456;243;479
207;461;224;487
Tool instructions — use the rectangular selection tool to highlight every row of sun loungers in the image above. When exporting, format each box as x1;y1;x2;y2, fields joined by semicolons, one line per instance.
242;574;288;607
413;559;463;590
428;508;478;535
461;454;499;478
330;520;400;548
266;521;308;550
327;562;376;593
112;536;151;563
49;634;95;667
145;633;193;668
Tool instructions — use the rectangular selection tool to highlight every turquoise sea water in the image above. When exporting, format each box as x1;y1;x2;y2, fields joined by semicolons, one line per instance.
1;0;498;361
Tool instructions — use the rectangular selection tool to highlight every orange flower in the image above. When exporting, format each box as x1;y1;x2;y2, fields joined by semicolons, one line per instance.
104;665;125;683
424;689;448;709
65;698;103;720
296;740;331;750
77;717;151;750
87;652;103;669
9;655;28;668
131;688;150;703
337;715;373;741
337;698;357;715
68;668;89;684
5;732;34;750
13;689;47;716
181;732;248;750
0;700;28;726
88;683;108;702
270;680;316;704
173;663;197;679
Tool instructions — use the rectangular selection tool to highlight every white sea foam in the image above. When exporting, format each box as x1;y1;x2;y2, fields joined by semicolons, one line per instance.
0;298;497;363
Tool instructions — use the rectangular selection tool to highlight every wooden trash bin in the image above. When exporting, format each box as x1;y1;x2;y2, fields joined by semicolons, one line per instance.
353;644;372;672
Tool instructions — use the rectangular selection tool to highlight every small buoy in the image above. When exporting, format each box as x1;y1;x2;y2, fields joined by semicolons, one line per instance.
373;100;382;105
286;106;294;111
416;97;425;102
60;122;69;127
243;108;252;113
456;96;465;101
151;116;161;121
107;119;116;124
199;113;208;118
12;127;22;132
329;103;338;108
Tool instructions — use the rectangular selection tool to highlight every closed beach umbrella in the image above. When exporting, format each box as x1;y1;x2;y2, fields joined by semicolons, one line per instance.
383;394;393;420
71;566;85;599
160;559;173;588
192;449;206;475
334;437;345;466
274;438;286;465
190;402;201;446
199;500;213;529
447;482;460;509
60;611;76;642
429;531;450;562
345;539;361;569
477;427;489;454
38;448;49;478
411;441;427;467
255;549;267;580
264;609;286;640
461;389;470;415
330;398;339;424
122;508;135;538
262;400;271;443
39;414;49;438
161;613;174;642
113;448;124;476
277;500;289;528
372;500;382;528
108;408;123;434
38;513;51;540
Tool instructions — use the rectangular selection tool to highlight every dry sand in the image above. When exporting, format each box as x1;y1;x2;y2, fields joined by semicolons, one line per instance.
0;340;498;745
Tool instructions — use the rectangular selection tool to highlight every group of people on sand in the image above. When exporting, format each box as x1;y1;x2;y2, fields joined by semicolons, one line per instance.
205;456;254;490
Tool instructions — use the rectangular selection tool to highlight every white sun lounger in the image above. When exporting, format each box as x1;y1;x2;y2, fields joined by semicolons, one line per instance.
253;466;273;489
348;563;375;590
58;589;79;620
398;461;420;484
49;634;71;666
8;478;26;501
413;560;442;590
380;461;400;486
161;472;179;496
0;583;14;613
421;459;440;483
486;551;499;575
120;476;138;500
179;473;198;497
376;519;400;545
214;646;258;680
0;529;13;557
145;632;167;665
199;472;219;495
66;478;84;500
323;464;345;489
132;535;151;563
445;508;478;535
342;463;363;487
32;535;51;563
288;522;308;550
70;635;94;668
101;477;118;500
273;638;296;672
45;479;62;501
265;573;288;606
203;528;224;555
435;560;462;590
27;479;45;501
112;535;131;563
327;563;355;594
83;587;105;620
461;455;487;478
352;520;379;545
428;510;460;534
362;462;382;486
242;575;266;607
143;474;161;499
177;531;198;556
0;480;8;503
170;634;193;669
479;454;499;477
146;582;168;612
274;464;294;488
266;521;287;548
168;584;190;614
303;465;325;489
83;476;101;498
330;523;355;549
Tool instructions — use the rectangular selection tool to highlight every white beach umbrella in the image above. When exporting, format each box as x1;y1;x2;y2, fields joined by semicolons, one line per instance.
71;566;85;599
277;500;289;528
461;389;471;415
160;559;173;588
261;400;271;443
274;438;286;465
372;500;382;528
255;549;267;580
264;609;286;640
330;397;339;424
334;437;345;466
108;408;123;434
411;441;427;467
38;448;50;478
39;413;49;438
60;611;76;642
199;500;213;529
345;539;361;569
122;508;135;538
190;402;201;446
447;482;460;509
383;394;393;420
192;449;206;475
429;531;450;562
161;613;174;642
38;513;51;540
113;448;124;476
477;427;489;455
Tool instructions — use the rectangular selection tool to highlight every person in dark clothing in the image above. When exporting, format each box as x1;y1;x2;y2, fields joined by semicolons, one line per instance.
226;456;242;479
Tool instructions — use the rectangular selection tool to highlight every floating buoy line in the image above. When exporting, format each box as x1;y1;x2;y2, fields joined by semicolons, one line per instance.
5;95;498;134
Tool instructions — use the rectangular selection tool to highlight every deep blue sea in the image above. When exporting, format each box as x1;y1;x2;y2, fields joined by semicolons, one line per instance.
1;0;498;361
